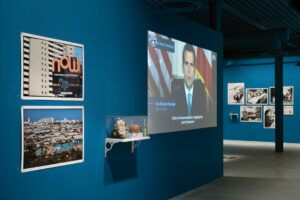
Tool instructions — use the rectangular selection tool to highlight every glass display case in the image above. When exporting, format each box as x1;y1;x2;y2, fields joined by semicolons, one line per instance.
104;116;150;158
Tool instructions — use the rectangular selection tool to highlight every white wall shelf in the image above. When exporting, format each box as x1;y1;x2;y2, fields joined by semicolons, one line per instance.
229;112;239;121
105;136;150;158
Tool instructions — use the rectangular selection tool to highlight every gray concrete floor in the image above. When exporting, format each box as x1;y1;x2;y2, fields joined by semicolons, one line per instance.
170;140;300;200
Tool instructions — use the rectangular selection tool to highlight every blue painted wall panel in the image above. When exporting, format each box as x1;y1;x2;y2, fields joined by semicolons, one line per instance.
0;1;223;200
224;57;300;143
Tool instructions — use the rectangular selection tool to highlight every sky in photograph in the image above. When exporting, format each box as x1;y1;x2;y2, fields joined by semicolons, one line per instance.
24;108;82;122
74;46;83;63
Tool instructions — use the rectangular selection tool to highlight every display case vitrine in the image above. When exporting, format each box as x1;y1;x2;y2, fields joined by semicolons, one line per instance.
104;116;150;158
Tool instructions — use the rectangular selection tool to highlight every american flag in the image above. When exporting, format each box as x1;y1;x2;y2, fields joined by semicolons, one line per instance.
148;32;173;98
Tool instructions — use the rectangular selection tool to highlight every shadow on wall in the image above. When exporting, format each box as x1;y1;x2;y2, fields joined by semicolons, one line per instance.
103;143;137;184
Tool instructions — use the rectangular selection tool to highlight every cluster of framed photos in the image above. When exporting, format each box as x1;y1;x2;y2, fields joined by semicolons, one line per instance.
228;83;294;129
21;33;84;172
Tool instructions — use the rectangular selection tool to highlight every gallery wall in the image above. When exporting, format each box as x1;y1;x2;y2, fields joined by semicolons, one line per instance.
224;56;299;143
0;1;223;200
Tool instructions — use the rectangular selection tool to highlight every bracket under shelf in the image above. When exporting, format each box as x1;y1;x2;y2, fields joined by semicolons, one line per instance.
105;136;150;158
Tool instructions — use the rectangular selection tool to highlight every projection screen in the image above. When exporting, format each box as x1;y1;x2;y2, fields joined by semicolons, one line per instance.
148;30;217;134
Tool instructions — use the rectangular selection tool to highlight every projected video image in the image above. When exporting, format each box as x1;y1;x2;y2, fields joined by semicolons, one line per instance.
148;31;217;134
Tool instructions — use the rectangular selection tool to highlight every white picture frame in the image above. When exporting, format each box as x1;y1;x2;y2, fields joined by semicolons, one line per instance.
21;106;84;172
269;86;294;106
264;106;275;129
283;86;294;105
240;106;262;122
269;87;275;105
284;106;294;115
21;32;84;101
246;88;268;105
228;83;245;105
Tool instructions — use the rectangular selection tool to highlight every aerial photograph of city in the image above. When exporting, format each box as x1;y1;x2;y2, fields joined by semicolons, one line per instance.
22;106;84;172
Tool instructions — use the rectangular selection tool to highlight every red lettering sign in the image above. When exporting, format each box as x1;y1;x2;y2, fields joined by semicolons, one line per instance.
52;56;81;73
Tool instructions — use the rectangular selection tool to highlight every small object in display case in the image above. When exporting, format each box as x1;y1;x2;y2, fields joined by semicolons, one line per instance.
129;124;142;137
106;116;148;139
105;116;150;158
111;117;128;139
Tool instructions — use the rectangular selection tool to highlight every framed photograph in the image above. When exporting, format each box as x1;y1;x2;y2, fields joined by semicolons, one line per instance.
269;87;275;105
240;106;262;122
270;86;294;105
21;106;84;172
283;86;293;105
21;33;84;100
228;83;244;105
284;106;294;115
246;88;268;105
264;106;275;129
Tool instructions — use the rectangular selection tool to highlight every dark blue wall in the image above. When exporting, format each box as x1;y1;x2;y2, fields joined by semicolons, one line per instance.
0;1;223;200
224;57;299;143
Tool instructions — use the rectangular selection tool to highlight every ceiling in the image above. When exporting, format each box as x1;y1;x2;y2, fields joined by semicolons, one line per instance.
145;0;300;58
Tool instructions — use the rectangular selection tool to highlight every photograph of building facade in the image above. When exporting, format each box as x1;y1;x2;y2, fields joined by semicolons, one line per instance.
22;33;84;100
21;106;84;172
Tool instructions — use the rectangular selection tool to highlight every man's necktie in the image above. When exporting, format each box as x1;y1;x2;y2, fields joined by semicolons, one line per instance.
187;93;192;116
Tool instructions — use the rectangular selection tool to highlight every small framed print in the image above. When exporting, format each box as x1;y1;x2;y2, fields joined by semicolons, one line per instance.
269;87;275;105
264;106;275;129
21;33;84;100
240;106;262;122
228;83;244;105
283;86;294;105
246;88;268;105
269;86;294;105
284;106;293;115
21;106;84;172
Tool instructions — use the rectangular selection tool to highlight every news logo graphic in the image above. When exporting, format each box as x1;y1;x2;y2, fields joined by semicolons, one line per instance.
21;33;84;100
148;31;158;47
147;30;217;134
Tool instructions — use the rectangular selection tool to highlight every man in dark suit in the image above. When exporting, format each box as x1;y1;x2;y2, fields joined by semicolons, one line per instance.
171;43;208;117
